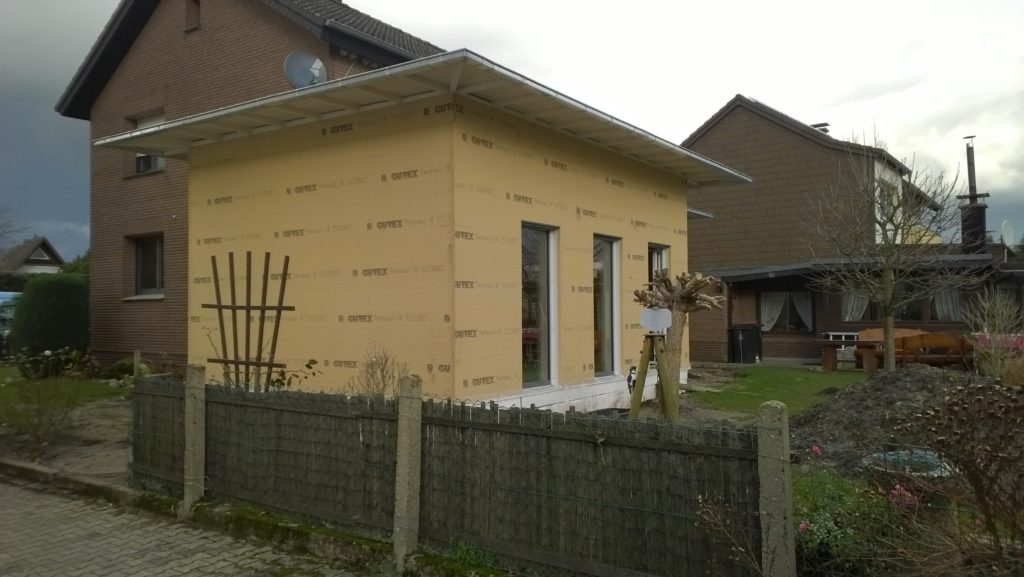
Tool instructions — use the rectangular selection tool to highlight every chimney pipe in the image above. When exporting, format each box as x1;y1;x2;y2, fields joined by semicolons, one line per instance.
958;136;989;253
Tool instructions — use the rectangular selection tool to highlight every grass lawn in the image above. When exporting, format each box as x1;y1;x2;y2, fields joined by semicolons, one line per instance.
0;365;126;406
690;366;865;416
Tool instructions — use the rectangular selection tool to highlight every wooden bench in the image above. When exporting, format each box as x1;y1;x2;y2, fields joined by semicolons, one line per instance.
852;328;927;373
899;333;973;368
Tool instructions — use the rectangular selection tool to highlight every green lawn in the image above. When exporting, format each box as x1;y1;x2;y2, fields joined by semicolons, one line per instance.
690;366;865;416
0;365;126;406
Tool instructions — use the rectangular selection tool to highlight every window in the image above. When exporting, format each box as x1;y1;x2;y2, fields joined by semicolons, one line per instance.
185;0;201;30
842;289;962;322
761;291;813;333
594;235;617;377
135;235;164;295
522;225;552;387
133;115;166;174
648;244;668;282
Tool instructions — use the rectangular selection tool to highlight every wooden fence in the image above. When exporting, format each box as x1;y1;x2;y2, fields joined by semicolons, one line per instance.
133;374;791;577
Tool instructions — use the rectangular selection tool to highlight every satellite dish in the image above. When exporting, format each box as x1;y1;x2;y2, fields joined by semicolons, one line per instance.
284;50;326;89
1001;220;1016;247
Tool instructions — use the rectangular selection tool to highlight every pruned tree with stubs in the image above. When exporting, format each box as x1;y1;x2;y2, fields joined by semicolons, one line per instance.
634;269;725;391
807;146;988;371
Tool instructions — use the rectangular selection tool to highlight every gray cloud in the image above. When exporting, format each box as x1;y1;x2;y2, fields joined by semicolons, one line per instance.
831;75;928;106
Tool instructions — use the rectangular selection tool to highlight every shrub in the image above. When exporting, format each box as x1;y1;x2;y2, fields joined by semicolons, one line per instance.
8;273;88;353
962;290;1022;380
901;381;1024;574
0;379;79;445
346;346;407;396
793;466;902;576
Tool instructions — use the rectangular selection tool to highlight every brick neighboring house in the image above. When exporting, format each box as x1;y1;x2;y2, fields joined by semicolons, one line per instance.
56;0;442;365
683;95;1003;364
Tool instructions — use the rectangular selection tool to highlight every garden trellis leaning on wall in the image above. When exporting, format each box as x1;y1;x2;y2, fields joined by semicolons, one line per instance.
133;373;795;577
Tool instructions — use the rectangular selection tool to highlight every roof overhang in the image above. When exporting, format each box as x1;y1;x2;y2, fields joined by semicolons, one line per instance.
707;253;993;283
94;49;751;186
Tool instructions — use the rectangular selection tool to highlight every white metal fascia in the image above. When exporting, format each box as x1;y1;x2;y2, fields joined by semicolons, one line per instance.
94;49;751;185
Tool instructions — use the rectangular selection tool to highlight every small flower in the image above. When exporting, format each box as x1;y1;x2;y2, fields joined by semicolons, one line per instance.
810;444;822;456
889;484;919;510
43;350;52;356
798;521;810;533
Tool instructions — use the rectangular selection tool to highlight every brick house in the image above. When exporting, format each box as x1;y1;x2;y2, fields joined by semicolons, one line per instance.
56;0;442;366
683;95;998;364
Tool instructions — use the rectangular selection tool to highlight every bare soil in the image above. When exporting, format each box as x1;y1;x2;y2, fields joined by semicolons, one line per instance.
0;397;131;484
791;363;991;472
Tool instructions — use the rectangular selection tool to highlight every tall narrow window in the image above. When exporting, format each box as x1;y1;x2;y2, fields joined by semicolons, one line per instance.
594;236;615;377
648;244;668;282
135;235;164;295
133;115;166;174
522;225;551;387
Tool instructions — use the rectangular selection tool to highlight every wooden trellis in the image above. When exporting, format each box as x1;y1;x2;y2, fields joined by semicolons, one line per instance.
202;251;294;391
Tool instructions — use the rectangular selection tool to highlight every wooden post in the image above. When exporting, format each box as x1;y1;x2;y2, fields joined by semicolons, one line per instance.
180;364;206;520
628;337;654;420
393;375;423;572
757;401;796;577
653;336;679;423
132;350;142;377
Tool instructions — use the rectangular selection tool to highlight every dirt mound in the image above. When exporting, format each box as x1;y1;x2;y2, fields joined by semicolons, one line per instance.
791;364;988;471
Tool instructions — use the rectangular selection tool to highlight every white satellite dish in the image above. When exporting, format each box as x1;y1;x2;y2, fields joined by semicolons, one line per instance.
1001;220;1016;247
284;50;326;89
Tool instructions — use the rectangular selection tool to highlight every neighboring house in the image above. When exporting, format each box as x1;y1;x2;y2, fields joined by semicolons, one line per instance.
0;237;65;275
56;0;443;366
682;95;1000;364
96;49;749;409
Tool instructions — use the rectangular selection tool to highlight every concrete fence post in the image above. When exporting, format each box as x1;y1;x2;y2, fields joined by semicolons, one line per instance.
132;350;142;378
393;375;423;572
757;401;796;577
180;364;206;520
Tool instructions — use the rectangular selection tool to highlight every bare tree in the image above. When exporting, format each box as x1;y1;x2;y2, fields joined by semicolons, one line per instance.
0;206;25;251
808;146;987;370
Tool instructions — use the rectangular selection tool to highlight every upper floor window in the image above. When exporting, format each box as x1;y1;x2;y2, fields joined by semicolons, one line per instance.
133;115;166;175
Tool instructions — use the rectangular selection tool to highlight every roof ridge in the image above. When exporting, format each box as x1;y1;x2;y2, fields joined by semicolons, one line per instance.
683;94;909;174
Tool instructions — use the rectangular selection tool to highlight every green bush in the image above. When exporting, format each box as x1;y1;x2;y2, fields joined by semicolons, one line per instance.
8;273;88;353
794;465;903;576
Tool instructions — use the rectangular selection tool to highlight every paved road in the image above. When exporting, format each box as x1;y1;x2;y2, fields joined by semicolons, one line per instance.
0;481;351;576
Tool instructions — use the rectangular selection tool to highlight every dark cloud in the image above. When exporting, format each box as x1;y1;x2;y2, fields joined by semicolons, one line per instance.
0;1;118;259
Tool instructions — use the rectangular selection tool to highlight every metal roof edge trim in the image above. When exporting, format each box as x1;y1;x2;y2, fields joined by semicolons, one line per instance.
95;48;751;184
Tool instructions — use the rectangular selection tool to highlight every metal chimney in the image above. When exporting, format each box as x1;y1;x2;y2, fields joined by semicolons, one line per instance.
958;136;989;253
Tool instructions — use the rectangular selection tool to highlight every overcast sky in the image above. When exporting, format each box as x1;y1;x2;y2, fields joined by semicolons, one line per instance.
1;0;1021;259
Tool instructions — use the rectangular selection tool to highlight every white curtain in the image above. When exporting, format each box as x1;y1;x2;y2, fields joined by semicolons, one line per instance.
760;292;787;332
842;292;869;321
934;289;962;321
791;291;814;330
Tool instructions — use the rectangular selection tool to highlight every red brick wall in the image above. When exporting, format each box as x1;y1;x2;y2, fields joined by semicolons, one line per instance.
88;1;374;365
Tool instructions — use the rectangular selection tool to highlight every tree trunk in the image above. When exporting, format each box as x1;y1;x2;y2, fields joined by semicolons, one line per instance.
883;311;896;371
663;309;688;388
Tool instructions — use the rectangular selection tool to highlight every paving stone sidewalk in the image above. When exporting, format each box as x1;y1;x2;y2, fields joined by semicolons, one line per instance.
0;481;351;576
